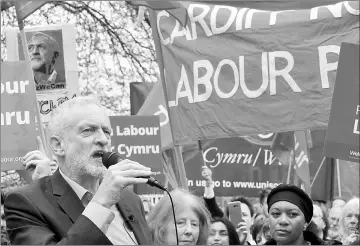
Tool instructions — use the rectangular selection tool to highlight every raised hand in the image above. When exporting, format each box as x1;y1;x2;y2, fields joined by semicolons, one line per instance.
23;136;51;180
201;165;212;181
343;233;359;245
236;220;249;245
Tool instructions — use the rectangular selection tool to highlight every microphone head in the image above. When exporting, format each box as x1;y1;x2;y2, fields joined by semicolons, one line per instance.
102;152;122;168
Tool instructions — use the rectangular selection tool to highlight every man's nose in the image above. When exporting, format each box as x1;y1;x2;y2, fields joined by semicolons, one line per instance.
31;46;40;55
95;130;109;146
349;216;357;223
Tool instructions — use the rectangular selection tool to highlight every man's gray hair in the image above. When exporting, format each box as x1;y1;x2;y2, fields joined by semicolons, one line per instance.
47;96;104;141
28;32;60;53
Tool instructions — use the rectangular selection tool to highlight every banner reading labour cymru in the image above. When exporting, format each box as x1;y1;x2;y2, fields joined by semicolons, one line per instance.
109;115;163;194
1;61;38;171
324;43;360;162
151;1;359;144
109;116;162;168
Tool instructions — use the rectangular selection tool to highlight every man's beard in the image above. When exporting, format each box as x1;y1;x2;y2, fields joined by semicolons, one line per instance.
67;152;107;179
31;59;49;74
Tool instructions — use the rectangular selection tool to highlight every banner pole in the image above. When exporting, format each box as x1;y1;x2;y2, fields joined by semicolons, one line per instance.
286;150;294;184
198;140;208;167
149;10;188;190
336;159;342;197
310;156;326;188
303;130;311;195
161;151;179;189
15;17;50;183
17;20;49;157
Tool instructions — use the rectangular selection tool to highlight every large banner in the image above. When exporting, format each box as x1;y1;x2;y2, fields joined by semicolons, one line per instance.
5;24;80;124
152;1;359;145
1;61;38;171
129;81;359;198
324;43;359;162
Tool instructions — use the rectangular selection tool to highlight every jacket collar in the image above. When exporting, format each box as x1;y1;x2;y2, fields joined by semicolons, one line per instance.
51;169;151;244
51;169;85;223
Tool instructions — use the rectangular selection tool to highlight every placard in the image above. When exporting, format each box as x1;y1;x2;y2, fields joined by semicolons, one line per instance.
5;24;80;123
1;61;38;171
324;42;359;162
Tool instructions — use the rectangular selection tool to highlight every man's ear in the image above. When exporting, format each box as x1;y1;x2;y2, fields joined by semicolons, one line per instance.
53;51;59;60
49;135;65;156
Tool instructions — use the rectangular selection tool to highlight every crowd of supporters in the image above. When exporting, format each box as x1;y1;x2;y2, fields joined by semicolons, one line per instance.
0;97;359;245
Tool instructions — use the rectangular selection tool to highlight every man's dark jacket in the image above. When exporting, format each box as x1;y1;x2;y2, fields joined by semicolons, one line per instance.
4;169;152;245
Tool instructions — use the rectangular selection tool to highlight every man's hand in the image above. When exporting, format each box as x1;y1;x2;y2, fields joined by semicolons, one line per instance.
92;159;153;209
343;233;359;244
201;166;212;181
236;220;249;245
23;136;51;180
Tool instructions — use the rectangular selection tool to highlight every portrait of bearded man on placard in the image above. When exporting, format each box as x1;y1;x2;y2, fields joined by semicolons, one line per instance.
18;29;66;92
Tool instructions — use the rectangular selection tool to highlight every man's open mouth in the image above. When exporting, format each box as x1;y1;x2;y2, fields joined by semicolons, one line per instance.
92;150;105;158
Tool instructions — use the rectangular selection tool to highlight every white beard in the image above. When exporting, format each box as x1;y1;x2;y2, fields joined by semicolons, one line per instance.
31;59;46;71
67;153;107;179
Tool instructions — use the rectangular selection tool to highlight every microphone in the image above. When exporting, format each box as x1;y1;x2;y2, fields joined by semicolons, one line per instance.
102;152;166;191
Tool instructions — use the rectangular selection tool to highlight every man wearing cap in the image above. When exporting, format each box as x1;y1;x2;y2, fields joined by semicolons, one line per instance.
264;184;341;245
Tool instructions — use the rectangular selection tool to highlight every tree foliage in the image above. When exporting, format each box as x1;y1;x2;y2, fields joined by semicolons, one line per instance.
1;1;159;190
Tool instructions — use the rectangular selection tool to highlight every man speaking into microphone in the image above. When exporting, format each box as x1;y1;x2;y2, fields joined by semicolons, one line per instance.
4;96;153;245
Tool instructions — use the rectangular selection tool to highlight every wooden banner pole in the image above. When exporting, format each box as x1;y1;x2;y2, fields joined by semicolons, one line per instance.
149;10;188;190
17;21;49;156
